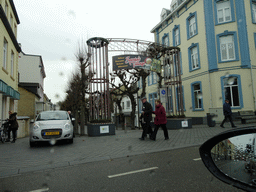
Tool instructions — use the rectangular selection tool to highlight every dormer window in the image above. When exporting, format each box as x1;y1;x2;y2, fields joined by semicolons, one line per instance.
161;13;167;21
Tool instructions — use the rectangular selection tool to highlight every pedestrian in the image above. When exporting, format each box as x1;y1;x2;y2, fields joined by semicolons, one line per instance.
6;111;19;143
150;99;169;141
220;99;237;128
139;97;153;140
68;111;75;138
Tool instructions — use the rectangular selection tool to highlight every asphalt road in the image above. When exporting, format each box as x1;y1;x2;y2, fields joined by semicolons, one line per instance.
0;146;243;192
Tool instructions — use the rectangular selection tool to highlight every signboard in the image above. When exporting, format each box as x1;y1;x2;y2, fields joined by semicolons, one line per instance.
181;121;188;128
112;55;161;73
160;88;167;103
100;125;109;133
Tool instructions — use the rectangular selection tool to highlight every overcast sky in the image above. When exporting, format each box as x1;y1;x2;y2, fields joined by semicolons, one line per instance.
14;0;171;104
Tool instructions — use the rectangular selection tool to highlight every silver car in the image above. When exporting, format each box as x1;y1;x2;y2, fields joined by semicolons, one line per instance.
30;110;74;147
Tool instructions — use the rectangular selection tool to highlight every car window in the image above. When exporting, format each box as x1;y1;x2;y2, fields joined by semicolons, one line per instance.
36;111;69;121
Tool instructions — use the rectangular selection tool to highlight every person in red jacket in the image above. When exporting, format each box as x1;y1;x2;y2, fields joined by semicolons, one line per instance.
150;99;169;141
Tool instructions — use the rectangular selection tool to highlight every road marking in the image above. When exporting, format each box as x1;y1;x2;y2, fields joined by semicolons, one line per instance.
29;188;49;192
108;167;158;178
193;158;201;161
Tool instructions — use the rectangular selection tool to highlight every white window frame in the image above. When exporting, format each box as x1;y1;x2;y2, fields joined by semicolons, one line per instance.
191;47;199;70
3;39;8;70
253;2;256;23
11;51;14;76
217;0;231;23
189;16;196;37
153;72;157;84
5;2;8;15
126;100;130;109
193;84;202;109
175;28;179;46
220;35;235;61
163;36;168;46
223;77;239;107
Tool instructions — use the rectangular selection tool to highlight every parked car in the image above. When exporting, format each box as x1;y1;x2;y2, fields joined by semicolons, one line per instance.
29;110;74;147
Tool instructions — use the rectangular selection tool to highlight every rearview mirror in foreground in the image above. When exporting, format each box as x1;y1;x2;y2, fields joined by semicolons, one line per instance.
199;127;256;192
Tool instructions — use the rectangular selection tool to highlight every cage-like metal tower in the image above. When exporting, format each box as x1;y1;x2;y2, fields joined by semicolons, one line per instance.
87;37;111;121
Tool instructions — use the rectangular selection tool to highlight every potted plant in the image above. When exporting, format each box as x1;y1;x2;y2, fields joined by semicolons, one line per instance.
87;119;115;136
166;115;192;130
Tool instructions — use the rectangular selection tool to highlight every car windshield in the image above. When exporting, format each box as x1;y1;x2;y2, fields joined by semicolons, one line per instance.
36;111;69;121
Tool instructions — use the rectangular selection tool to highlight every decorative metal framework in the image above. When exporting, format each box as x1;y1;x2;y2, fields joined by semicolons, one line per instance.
87;37;110;121
87;37;184;118
162;47;184;116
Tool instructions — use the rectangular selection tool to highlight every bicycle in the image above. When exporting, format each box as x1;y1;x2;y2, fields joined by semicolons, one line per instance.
0;119;9;143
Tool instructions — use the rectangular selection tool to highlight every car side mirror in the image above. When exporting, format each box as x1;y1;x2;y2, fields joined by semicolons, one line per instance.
30;119;34;123
72;118;75;121
199;127;256;192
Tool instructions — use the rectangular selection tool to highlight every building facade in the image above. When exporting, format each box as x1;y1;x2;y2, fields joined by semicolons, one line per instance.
0;0;21;121
18;51;46;117
148;0;256;120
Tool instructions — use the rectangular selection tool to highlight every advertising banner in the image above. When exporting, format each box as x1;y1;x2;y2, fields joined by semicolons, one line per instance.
112;55;161;73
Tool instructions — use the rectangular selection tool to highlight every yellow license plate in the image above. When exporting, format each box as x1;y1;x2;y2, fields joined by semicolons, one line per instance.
45;132;59;135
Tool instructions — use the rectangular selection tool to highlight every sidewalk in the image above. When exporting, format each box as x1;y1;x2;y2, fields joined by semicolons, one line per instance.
0;122;255;178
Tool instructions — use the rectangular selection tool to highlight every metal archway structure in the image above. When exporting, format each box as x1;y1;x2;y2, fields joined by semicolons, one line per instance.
87;37;184;121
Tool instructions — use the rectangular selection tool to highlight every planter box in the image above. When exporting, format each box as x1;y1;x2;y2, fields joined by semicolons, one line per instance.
87;123;115;136
166;118;192;130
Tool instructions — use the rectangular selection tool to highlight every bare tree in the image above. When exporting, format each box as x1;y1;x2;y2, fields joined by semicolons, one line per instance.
110;69;140;130
76;44;91;135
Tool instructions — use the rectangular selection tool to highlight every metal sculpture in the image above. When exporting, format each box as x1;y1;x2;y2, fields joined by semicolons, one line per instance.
87;37;110;121
86;37;184;119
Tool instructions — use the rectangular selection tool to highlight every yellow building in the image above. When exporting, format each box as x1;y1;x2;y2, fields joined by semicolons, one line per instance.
149;0;256;122
0;0;21;120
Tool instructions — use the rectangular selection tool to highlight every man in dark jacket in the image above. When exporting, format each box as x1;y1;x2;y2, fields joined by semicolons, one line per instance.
139;97;153;140
6;111;19;143
220;99;236;128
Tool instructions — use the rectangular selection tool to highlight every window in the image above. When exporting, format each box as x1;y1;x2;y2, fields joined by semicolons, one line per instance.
217;31;239;63
5;2;8;16
188;43;200;72
126;101;130;109
186;12;198;39
10;15;13;28
221;75;243;108
173;25;180;46
11;51;14;76
137;77;142;89
3;38;8;70
217;0;231;23
252;0;256;23
148;72;157;86
220;35;235;61
254;33;256;48
174;52;182;76
191;82;203;111
176;86;185;111
162;33;169;46
167;88;173;112
189;17;196;37
122;102;124;110
214;0;235;25
149;92;158;110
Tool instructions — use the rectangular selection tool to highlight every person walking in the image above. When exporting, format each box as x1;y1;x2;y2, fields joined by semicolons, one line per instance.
6;111;19;143
139;97;153;140
220;99;236;128
150;99;169;141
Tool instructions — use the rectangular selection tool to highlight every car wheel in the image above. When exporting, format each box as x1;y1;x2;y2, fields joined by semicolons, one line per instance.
30;141;36;147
